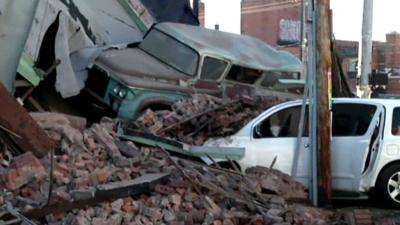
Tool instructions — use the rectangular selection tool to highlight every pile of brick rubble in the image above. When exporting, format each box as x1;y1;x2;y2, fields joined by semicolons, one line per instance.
0;96;346;225
131;94;283;145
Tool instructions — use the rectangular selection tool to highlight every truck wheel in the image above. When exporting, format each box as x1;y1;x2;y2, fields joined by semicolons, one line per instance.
375;163;400;208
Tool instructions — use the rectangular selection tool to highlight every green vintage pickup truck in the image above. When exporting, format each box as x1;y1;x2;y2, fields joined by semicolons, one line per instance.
85;22;304;120
8;0;303;121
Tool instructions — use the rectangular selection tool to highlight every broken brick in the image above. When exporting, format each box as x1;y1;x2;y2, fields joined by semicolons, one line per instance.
155;184;175;195
169;194;182;206
0;152;47;190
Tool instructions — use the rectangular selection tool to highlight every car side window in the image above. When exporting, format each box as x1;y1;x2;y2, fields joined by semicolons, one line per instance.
200;56;227;80
392;108;400;135
332;103;377;136
253;106;308;138
226;65;262;84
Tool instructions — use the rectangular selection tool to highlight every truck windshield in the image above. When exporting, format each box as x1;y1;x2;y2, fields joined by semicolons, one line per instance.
139;29;199;76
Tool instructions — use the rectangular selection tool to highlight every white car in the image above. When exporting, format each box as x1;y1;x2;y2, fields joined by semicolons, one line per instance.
204;98;400;207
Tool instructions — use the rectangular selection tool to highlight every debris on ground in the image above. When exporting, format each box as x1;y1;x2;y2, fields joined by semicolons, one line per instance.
131;94;283;145
0;108;345;225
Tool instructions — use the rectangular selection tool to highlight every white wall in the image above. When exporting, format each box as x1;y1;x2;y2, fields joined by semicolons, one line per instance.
201;0;241;34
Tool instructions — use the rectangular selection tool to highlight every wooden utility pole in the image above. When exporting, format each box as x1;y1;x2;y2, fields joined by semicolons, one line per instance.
315;0;332;206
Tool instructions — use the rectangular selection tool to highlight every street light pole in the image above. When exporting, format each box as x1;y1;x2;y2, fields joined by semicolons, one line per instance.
358;0;374;98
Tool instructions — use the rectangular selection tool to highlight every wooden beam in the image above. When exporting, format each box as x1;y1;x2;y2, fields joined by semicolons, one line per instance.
315;0;332;206
0;83;55;158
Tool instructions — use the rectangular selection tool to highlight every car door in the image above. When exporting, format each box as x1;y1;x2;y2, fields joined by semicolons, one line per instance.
241;103;310;186
331;102;384;192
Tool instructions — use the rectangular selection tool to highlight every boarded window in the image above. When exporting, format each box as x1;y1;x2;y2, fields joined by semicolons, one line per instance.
200;57;227;80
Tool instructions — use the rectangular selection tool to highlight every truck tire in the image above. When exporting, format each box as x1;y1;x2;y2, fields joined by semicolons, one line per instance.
375;163;400;208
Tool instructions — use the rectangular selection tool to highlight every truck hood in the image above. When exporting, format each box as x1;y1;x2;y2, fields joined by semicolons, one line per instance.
95;47;190;85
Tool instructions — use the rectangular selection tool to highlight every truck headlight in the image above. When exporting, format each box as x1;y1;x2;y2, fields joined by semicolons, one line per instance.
113;85;121;94
113;85;128;98
118;88;127;98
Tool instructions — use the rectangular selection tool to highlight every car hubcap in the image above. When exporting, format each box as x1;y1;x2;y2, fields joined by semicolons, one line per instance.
388;172;400;203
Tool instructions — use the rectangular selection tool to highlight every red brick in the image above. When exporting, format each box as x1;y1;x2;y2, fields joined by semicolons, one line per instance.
169;194;182;206
155;184;175;195
213;220;222;225
73;175;92;189
95;167;113;184
182;202;194;211
0;152;47;190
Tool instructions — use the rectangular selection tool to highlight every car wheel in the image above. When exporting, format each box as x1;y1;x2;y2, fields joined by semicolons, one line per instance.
375;163;400;208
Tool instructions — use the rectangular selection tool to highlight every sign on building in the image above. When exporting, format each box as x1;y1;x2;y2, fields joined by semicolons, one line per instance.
278;19;301;45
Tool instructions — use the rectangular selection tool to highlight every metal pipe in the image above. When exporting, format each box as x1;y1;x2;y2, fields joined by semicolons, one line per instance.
292;70;308;178
292;0;309;178
310;55;318;205
358;0;374;94
300;0;306;64
308;0;318;206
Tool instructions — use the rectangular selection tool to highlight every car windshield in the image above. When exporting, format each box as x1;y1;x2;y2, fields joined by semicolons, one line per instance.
139;29;199;76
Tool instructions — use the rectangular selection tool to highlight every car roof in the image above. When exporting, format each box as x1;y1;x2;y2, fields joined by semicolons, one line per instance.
285;97;400;108
333;98;400;107
235;97;400;137
154;22;303;73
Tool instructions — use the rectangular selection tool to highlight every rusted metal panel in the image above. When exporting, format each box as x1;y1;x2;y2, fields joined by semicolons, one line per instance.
0;83;55;158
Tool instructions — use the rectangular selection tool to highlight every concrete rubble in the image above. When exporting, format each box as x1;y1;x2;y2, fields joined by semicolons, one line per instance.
0;94;347;225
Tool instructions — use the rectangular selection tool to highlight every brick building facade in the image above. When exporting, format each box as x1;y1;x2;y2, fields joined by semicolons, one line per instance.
335;33;400;75
199;0;400;94
241;0;302;56
386;32;400;70
199;0;302;57
335;33;400;94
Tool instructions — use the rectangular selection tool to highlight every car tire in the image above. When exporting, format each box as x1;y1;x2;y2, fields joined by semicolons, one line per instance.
375;163;400;208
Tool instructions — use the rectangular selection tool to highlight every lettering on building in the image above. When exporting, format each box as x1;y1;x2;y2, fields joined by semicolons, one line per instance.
278;19;301;45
